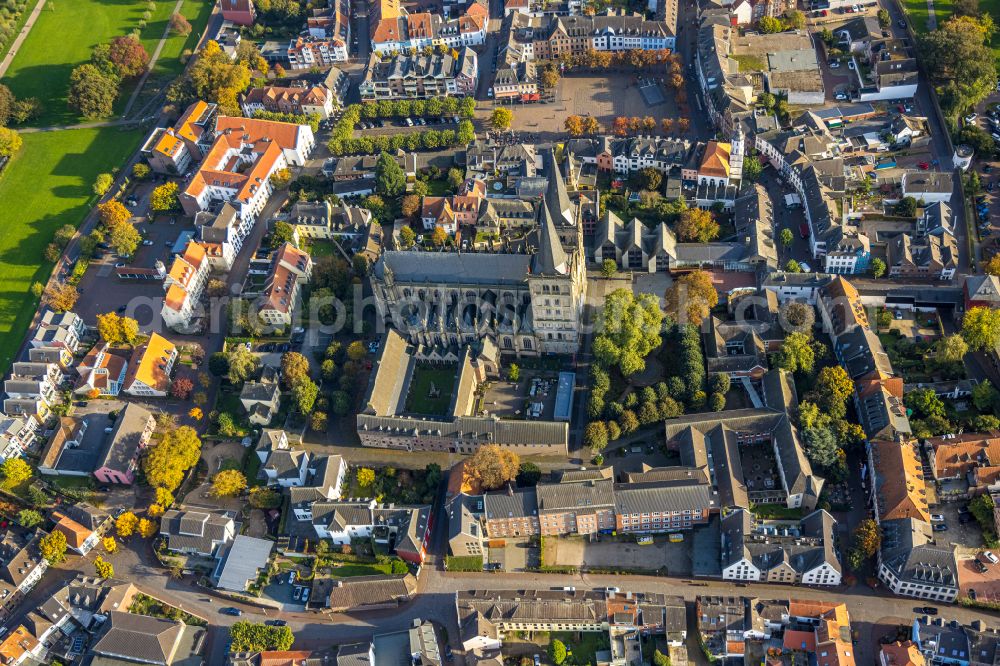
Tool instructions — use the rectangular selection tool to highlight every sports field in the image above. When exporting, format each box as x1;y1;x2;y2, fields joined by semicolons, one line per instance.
0;127;142;372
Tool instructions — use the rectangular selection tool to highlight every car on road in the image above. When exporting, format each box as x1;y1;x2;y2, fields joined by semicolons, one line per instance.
142;240;153;246
829;60;840;68
220;607;242;616
835;92;848;100
920;606;938;615
265;620;287;626
533;656;541;666
918;162;930;170
897;18;906;27
932;524;948;531
930;514;945;522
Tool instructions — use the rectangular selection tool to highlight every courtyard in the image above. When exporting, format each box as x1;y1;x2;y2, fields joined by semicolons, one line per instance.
480;371;562;421
404;363;458;415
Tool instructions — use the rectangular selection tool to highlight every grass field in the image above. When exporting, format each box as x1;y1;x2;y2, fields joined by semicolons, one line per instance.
404;363;457;415
2;0;211;125
0;126;142;373
902;0;1000;62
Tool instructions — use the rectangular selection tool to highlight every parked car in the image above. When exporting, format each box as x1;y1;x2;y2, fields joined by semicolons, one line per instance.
220;607;242;616
292;587;302;601
265;619;287;626
930;514;945;522
932;524;948;532
830;60;841;69
921;606;938;615
897;18;906;27
984;551;999;564
301;587;310;603
142;240;154;246
975;560;989;573
965;113;979;124
918;162;930;170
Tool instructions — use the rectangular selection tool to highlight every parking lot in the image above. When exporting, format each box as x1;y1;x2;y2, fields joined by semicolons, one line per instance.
543;534;692;576
505;74;686;139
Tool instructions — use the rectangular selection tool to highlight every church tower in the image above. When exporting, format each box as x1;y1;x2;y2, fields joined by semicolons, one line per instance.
730;124;745;183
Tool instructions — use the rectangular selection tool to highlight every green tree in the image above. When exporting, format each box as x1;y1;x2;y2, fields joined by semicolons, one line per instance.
93;173;114;196
653;650;671;666
600;259;617;278
228;346;259;384
549;640;567;666
905;387;946;419
815;366;853;414
776;332;815;374
779;228;794;247
919;16;997;114
758;92;775;110
963;306;1000;351
592;290;664;377
375;151;406;197
249;487;282;509
785;259;802;273
17;509;42;528
508;364;520;382
742;155;763;182
803;427;840;469
229;622;294;652
972;380;1000;413
399;225;416;248
759;15;783;32
292;378;319;414
67;64;119;118
39;531;68;564
584;421;608;451
516;462;542;486
272;220;295;245
851;518;882;559
877;8;890;26
895;196;918;217
871;258;886;279
132;162;151;180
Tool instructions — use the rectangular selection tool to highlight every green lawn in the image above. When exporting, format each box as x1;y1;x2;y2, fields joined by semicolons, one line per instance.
902;0;1000;62
328;563;395;577
2;0;211;126
0;127;141;374
404;363;458;415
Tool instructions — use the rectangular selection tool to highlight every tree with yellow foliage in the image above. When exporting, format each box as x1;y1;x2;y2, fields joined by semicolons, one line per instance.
147;504;164;518
138;518;157;539
95;556;114;579
103;536;118;554
188;407;203;420
115;511;139;538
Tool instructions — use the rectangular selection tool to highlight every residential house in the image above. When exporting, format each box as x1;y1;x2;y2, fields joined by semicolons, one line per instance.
258;242;312;328
29;574;137;641
0;625;41;666
220;0;255;25
880;641;925;666
359;48;478;100
93;403;156;485
287;35;349;68
195;202;246;271
140;101;218;175
4;361;62;422
0;416;38;461
886;232;958;280
122;333;177;397
963;274;1000;310
180;116;315;223
447;494;484;556
369;0;488;53
696;596;766;661
161;240;212;331
89;611;206;664
51;507;106;556
214;535;274;592
73;344;129;397
30;310;85;353
160;509;235;558
320;574;417;612
306;501;432;564
901;171;953;204
877;518;958;602
240;366;282;426
720;509;842;585
0;529;48;599
924;433;1000;499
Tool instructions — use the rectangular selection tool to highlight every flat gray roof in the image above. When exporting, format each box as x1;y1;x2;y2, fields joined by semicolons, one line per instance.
214;535;273;591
